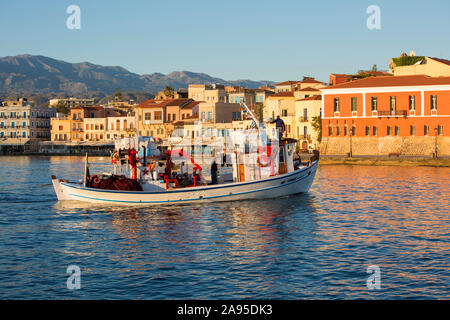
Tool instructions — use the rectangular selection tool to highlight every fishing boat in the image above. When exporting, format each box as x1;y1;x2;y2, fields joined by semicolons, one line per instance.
51;104;318;205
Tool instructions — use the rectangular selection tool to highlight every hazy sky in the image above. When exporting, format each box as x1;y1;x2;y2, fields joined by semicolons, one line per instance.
0;0;449;83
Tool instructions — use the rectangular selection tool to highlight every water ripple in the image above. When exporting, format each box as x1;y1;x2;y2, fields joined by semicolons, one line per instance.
0;157;448;299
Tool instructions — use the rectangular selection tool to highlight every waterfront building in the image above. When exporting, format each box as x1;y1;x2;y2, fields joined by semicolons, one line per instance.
135;99;170;139
106;115;137;140
295;95;322;151
84;117;107;142
263;91;296;141
320;74;450;157
165;99;201;137
51;106;121;143
263;91;296;121
51;115;71;142
0;102;56;152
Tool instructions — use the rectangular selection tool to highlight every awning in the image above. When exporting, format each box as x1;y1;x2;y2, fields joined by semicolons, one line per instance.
0;138;30;146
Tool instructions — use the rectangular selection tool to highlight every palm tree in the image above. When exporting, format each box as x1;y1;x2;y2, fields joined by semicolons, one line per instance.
163;86;175;98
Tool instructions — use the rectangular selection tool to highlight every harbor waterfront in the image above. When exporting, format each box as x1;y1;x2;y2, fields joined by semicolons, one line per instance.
0;156;448;299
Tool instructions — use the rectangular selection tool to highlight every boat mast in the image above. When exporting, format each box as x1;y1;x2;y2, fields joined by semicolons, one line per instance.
83;152;88;187
240;102;260;129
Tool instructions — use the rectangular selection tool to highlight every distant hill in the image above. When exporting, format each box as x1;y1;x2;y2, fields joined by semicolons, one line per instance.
0;54;275;96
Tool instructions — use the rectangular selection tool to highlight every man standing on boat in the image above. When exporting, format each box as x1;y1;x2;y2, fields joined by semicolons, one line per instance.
270;116;285;140
211;159;218;185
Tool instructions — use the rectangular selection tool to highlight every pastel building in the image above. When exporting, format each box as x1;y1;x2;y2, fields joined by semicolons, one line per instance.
84;118;107;142
106;115;137;140
0;103;56;152
188;84;227;103
135;99;168;139
295;95;322;151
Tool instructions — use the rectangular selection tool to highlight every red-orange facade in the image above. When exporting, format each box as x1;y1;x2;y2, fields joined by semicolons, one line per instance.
321;75;449;138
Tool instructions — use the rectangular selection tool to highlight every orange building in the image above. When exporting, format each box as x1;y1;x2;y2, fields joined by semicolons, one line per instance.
320;75;450;157
51;106;122;142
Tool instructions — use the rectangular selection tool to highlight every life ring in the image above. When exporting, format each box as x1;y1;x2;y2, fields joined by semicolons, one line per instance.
257;154;269;167
111;151;119;164
257;146;271;167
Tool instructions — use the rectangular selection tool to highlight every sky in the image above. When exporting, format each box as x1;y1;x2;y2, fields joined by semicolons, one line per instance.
0;0;449;83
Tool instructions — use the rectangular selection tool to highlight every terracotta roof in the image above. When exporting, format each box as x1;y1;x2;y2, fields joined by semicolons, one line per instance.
296;87;320;92
274;81;300;86
137;99;174;109
267;92;295;98
296;95;322;101
299;78;326;84
165;98;192;106
322;74;450;90
182;101;201;109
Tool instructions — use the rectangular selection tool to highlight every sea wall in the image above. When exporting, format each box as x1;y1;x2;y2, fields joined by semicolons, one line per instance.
320;136;450;157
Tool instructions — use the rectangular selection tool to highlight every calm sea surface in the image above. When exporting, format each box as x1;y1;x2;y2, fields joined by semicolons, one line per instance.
0;156;448;299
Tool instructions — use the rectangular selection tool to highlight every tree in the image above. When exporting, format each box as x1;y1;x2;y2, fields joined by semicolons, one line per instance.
163;86;175;98
114;87;123;101
55;101;69;115
311;115;322;143
372;64;378;72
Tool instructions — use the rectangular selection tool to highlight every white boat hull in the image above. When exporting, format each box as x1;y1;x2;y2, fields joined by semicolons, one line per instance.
52;161;318;205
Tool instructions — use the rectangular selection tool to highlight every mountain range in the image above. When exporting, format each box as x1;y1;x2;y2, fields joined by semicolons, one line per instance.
0;54;275;97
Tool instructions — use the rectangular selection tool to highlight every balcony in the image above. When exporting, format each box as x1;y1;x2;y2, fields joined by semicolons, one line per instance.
377;110;407;118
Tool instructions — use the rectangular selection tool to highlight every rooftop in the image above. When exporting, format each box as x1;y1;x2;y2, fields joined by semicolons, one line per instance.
274;81;300;87
322;74;450;90
296;95;322;101
267;92;295;98
296;87;321;92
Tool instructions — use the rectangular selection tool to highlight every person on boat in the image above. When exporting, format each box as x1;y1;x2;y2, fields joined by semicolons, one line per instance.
270;116;285;140
211;159;218;185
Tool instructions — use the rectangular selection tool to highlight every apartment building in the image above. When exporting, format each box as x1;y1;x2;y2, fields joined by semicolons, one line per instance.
0;102;56;152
